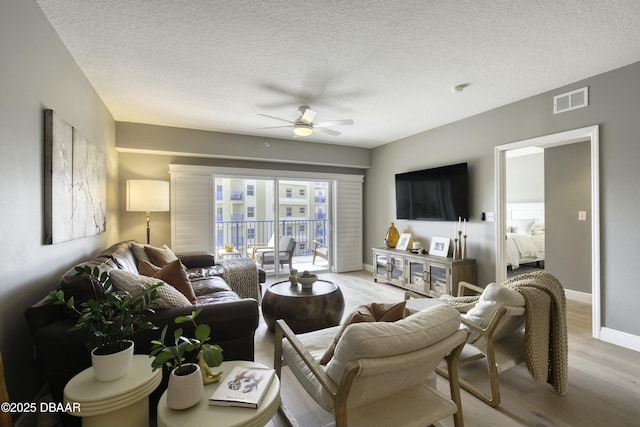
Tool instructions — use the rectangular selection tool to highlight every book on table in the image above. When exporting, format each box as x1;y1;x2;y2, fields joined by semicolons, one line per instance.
208;366;276;409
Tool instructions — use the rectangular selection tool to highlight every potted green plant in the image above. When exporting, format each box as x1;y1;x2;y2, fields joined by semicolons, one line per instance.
47;265;160;381
150;308;224;409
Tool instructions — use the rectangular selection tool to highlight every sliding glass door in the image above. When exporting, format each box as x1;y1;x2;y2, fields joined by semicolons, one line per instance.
214;177;331;277
277;179;330;274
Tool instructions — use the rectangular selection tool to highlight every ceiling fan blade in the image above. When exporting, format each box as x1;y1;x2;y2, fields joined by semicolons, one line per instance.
257;125;293;129
314;127;341;136
299;107;317;124
315;119;354;127
257;113;295;124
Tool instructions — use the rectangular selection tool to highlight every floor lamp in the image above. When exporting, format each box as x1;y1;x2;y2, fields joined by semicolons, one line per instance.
126;180;170;245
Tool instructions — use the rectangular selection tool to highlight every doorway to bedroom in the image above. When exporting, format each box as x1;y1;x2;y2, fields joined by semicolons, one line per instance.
505;148;546;279
495;125;600;339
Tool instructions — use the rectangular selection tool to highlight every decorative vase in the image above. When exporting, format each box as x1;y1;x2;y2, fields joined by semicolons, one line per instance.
91;340;134;382
167;363;204;410
297;271;317;291
385;222;400;248
289;269;298;285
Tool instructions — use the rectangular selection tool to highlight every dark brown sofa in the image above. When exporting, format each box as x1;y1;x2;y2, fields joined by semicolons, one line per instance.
24;241;263;426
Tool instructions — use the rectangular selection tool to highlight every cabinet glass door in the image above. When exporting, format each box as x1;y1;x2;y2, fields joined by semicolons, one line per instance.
427;263;449;295
407;259;427;293
373;252;387;277
388;256;404;282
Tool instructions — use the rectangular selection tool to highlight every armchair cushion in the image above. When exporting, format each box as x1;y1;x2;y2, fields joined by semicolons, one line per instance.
325;304;460;388
319;301;406;365
279;235;292;251
462;283;525;343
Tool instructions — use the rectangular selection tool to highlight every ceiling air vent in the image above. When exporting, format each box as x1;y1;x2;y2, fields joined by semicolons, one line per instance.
553;87;588;114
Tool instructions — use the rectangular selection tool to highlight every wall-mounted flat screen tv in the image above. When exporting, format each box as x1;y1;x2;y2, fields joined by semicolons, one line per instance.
395;162;469;221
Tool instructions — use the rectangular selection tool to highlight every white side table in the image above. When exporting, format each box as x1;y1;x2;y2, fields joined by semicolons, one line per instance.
157;360;280;427
64;355;161;427
217;248;242;259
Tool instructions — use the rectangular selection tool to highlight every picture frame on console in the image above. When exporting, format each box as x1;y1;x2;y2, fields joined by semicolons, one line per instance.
429;237;450;257
396;233;412;251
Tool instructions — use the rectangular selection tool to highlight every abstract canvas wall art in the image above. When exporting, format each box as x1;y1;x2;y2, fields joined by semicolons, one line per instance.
44;109;106;244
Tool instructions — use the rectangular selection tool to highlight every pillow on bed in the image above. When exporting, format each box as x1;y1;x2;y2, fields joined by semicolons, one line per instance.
508;219;536;235
531;221;545;236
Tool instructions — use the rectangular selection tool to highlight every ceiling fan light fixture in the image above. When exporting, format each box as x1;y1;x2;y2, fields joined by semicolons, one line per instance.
293;123;313;136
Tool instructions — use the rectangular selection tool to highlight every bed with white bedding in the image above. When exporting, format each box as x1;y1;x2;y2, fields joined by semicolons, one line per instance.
506;203;545;269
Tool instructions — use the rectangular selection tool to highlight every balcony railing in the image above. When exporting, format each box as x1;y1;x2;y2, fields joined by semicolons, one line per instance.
230;191;244;201
216;219;328;257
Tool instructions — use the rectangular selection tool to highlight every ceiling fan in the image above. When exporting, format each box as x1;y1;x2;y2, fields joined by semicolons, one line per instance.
257;106;354;137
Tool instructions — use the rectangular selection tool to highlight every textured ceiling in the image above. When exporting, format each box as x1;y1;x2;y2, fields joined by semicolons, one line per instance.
36;0;640;148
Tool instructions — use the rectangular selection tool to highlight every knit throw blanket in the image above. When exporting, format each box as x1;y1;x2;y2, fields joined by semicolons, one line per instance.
217;257;260;301
503;272;568;395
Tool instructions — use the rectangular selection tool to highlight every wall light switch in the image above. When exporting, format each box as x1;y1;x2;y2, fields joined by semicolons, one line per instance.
486;212;495;222
578;211;587;221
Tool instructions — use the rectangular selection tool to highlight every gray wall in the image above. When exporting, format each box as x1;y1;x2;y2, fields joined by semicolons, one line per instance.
117;122;371;169
545;143;591;294
366;61;640;337
0;0;116;406
116;123;369;246
506;153;544;203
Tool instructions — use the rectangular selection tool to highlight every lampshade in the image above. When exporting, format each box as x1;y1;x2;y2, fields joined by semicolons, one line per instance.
293;123;313;137
126;180;170;212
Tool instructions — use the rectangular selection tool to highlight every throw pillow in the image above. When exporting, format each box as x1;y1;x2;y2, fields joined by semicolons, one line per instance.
144;244;178;267
131;242;153;265
109;269;191;308
138;259;162;276
508;219;537;235
139;259;197;304
319;301;406;365
462;283;525;343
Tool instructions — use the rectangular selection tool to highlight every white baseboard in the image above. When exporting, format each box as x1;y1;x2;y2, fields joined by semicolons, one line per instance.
363;263;373;272
564;289;592;304
600;327;640;352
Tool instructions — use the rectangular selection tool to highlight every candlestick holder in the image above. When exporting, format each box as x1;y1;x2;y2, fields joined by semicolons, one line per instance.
455;231;462;259
462;235;468;259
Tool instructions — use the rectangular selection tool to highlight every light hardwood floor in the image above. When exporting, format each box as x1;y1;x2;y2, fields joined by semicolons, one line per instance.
256;271;640;427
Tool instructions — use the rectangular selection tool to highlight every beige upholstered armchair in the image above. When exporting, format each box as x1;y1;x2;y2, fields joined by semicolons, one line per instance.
436;272;568;407
274;304;468;427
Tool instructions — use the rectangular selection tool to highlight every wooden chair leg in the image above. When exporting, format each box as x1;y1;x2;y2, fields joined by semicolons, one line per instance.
445;342;466;427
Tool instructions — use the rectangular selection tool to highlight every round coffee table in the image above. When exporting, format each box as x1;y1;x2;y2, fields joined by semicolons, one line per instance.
262;279;345;333
156;361;280;427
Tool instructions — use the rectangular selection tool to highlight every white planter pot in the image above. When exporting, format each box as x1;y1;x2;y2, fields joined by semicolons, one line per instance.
91;340;134;382
167;363;204;410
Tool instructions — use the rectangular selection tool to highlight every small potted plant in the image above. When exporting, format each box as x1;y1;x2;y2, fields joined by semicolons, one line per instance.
47;265;160;381
150;308;224;410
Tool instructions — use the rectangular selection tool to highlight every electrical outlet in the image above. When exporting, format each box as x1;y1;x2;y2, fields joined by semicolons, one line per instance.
486;212;495;222
578;211;587;221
